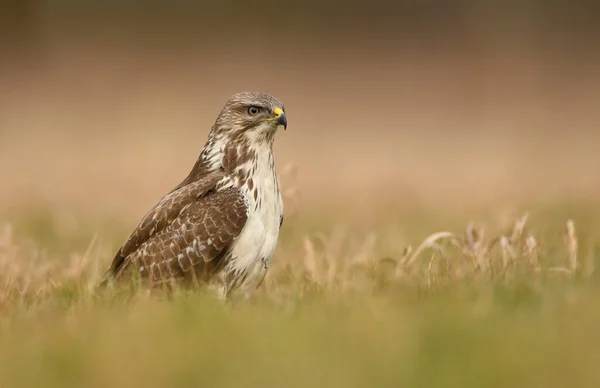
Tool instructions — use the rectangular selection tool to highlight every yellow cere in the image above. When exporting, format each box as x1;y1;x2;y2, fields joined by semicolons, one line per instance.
273;107;283;117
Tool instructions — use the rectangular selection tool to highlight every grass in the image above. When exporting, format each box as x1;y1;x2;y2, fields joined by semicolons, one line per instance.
2;132;599;387
1;201;600;388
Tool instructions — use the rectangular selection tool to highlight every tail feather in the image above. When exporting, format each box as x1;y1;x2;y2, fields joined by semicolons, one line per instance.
99;248;127;287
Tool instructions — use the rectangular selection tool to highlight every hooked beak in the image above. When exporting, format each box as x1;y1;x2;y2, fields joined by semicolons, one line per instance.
273;107;287;130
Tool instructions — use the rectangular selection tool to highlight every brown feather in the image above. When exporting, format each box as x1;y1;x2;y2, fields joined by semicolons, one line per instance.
102;171;248;287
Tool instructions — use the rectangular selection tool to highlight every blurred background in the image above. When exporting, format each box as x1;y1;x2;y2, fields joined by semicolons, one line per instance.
1;0;600;223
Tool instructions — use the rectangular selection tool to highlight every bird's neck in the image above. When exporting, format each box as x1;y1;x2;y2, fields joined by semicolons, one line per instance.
221;134;276;187
183;131;275;187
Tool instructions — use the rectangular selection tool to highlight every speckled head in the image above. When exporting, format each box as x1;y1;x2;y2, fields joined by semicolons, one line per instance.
212;92;287;137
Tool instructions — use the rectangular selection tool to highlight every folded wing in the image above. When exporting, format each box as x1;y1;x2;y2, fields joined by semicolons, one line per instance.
103;172;248;286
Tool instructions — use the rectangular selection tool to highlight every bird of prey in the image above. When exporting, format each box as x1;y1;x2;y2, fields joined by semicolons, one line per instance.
102;92;288;299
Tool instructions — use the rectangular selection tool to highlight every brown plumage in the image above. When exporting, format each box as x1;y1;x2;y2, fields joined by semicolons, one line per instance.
102;92;287;298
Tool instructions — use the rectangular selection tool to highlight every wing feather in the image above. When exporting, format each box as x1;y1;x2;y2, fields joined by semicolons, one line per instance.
103;172;248;286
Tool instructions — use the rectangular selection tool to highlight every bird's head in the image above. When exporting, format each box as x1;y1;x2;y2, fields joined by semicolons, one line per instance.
211;91;287;143
187;92;287;179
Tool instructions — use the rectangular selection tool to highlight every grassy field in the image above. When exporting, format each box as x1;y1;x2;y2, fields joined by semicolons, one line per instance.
2;46;600;386
2;200;600;388
2;145;600;388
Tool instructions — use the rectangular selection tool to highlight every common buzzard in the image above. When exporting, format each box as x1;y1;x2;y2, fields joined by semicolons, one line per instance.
102;92;287;299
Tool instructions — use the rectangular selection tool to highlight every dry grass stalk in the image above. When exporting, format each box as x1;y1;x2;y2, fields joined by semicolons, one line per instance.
510;213;529;244
525;235;540;270
427;253;436;291
402;231;455;268
0;212;591;305
565;219;578;273
302;237;319;285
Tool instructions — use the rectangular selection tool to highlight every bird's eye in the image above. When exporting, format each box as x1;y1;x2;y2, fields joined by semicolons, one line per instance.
247;106;261;116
